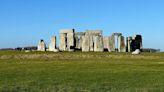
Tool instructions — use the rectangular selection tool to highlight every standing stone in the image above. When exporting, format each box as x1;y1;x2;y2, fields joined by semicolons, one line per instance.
78;36;83;49
103;36;109;51
133;35;143;50
83;30;103;52
109;35;115;52
75;35;79;49
82;35;90;52
89;35;94;51
59;33;66;51
67;32;74;51
59;29;75;51
94;36;104;52
127;37;132;52
75;32;85;50
118;35;121;52
119;36;126;52
49;36;59;52
37;39;46;51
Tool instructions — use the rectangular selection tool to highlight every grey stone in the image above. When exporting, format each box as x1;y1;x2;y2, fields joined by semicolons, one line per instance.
118;36;126;52
82;35;90;52
86;30;102;35
89;35;94;51
82;30;104;52
59;29;75;34
75;32;85;50
59;29;75;51
109;35;115;52
75;36;83;50
67;32;75;51
37;39;46;51
103;36;109;51
127;37;132;52
94;36;104;52
59;33;66;51
75;32;85;35
49;36;59;52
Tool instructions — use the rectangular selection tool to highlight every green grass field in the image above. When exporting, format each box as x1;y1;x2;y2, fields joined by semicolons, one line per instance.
0;51;164;92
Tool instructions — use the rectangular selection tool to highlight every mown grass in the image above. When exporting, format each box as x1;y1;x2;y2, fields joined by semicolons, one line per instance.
0;51;164;92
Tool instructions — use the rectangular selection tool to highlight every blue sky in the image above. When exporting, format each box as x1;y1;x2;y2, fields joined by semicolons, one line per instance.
0;0;164;51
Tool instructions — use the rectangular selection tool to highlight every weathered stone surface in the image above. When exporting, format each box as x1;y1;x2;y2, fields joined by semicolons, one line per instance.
82;30;104;52
49;36;59;52
75;32;85;35
75;36;83;49
127;37;132;52
103;36;109;51
59;33;66;51
82;35;90;52
89;35;94;51
59;29;75;34
133;34;143;50
86;30;102;35
94;36;104;52
59;29;75;51
78;36;83;49
75;32;85;50
37;39;46;51
112;33;122;36
67;32;75;51
109;35;115;52
75;35;79;49
119;36;126;52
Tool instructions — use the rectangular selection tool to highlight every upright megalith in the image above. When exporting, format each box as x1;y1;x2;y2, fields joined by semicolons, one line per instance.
108;33;126;52
94;36;104;52
132;34;142;50
59;33;66;51
75;32;85;50
120;36;126;52
105;33;126;52
89;36;94;51
127;36;132;52
37;39;46;51
82;35;90;52
126;35;143;52
103;36;110;51
59;29;75;51
109;34;115;52
82;30;104;52
49;36;59;52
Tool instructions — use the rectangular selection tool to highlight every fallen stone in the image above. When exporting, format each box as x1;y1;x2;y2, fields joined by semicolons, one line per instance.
132;49;140;55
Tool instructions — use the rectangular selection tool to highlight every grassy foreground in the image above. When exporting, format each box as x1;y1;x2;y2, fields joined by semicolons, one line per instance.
0;51;164;92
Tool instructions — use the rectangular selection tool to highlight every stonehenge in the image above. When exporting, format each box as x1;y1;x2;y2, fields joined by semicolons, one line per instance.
37;29;143;53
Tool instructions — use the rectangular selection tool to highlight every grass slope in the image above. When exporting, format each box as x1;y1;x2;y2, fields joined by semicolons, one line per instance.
0;51;164;92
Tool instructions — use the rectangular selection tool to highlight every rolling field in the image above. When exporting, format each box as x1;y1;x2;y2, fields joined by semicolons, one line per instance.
0;51;164;92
